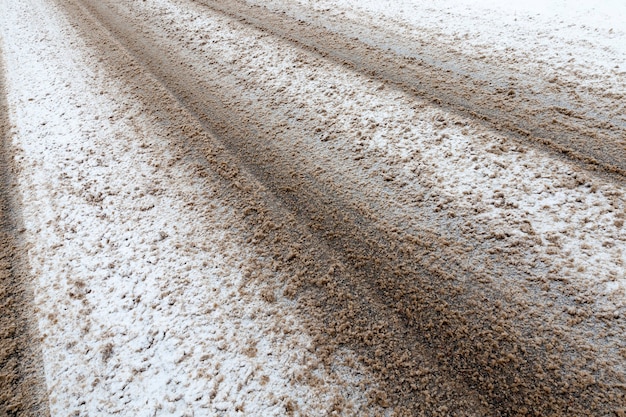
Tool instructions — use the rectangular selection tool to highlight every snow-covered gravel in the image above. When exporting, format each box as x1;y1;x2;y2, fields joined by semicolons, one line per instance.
0;0;380;415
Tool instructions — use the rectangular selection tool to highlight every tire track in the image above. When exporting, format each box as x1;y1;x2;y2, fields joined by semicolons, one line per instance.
59;0;626;415
0;47;49;417
194;0;626;179
56;2;491;414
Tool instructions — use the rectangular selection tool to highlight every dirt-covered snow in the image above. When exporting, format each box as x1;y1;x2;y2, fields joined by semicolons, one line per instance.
117;0;625;315
0;0;383;415
0;0;625;415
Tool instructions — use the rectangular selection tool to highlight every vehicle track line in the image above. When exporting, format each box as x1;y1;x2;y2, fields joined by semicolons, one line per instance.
0;46;50;417
58;0;626;415
58;2;492;414
194;0;626;180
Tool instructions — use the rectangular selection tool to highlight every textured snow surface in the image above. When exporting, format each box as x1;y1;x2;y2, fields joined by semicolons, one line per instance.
0;0;376;415
351;0;626;72
237;0;626;303
249;0;626;107
1;0;625;414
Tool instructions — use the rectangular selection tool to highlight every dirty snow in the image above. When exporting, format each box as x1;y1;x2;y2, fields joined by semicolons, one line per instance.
1;0;625;413
0;0;378;415
141;0;625;303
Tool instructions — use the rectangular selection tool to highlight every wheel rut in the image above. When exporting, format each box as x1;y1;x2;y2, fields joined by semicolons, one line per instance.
0;47;50;417
56;0;626;415
195;0;626;180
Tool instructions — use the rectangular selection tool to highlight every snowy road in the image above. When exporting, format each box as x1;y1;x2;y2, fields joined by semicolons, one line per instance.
1;0;625;416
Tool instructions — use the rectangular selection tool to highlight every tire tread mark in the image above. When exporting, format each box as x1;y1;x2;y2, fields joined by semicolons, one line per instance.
58;0;626;415
0;41;50;417
195;0;626;180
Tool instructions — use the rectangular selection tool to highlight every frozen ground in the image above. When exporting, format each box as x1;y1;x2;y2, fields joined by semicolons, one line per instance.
0;0;625;415
249;0;626;93
122;0;626;316
0;0;382;415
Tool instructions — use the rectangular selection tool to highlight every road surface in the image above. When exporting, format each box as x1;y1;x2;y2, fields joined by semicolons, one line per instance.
1;0;625;415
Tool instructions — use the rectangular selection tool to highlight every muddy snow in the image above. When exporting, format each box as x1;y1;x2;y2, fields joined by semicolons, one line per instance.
0;0;625;415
